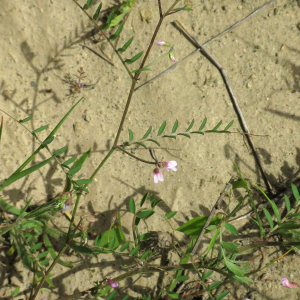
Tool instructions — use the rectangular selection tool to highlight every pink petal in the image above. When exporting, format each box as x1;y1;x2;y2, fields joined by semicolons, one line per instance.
153;169;164;183
158;170;164;182
282;278;299;288
153;169;159;183
156;40;170;47
164;161;177;172
108;278;119;288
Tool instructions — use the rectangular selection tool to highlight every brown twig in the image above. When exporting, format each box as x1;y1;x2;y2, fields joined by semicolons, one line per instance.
134;0;276;92
191;176;235;256
175;19;275;195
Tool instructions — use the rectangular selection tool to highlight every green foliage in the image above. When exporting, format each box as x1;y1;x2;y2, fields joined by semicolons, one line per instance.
19;115;32;123
224;222;238;235
96;229;124;250
125;51;144;64
3;1;299;299
124;118;233;148
93;2;102;20
129;197;136;214
176;216;220;236
83;0;92;10
110;22;124;41
118;37;134;53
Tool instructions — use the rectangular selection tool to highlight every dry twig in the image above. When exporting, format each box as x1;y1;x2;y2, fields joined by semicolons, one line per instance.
175;19;275;195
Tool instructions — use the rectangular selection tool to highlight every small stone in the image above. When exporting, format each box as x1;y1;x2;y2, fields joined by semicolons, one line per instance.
246;82;252;88
237;5;242;10
30;81;37;87
79;173;86;178
274;8;278;15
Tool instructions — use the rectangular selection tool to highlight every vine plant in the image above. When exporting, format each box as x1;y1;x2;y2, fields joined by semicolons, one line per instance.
1;1;299;300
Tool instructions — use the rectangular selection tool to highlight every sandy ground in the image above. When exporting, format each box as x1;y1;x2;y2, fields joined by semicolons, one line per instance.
1;0;300;299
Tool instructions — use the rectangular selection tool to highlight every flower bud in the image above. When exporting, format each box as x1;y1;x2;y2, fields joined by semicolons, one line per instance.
156;40;171;47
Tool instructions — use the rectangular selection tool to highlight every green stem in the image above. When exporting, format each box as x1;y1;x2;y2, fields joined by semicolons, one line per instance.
89;148;116;181
31;244;68;300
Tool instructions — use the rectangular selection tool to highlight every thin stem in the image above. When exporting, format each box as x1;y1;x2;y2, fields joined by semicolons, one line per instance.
163;0;181;17
166;5;187;16
191;176;235;256
66;193;82;241
71;0;133;79
80;44;114;66
57;262;231;300
158;0;162;17
31;245;68;300
116;146;156;164
113;82;136;147
89;147;116;181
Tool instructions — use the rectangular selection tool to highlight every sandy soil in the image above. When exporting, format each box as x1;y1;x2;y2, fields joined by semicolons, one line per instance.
1;0;300;299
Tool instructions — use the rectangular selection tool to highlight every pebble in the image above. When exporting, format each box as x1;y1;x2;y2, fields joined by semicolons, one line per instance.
30;81;37;87
246;82;252;88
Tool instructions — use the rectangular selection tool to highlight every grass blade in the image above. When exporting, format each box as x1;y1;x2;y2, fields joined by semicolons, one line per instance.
14;98;82;174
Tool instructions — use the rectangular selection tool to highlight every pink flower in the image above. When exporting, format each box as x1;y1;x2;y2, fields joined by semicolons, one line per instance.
163;161;177;172
169;51;176;63
282;278;299;288
153;168;164;183
108;278;119;288
157;40;170;47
